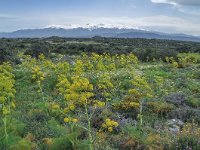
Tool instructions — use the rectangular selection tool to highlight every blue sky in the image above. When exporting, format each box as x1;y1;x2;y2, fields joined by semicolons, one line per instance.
0;0;200;35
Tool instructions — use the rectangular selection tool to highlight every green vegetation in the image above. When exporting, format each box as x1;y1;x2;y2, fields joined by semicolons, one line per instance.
0;37;199;150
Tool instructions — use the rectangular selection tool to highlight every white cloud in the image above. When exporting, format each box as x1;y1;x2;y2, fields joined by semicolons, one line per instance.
151;0;200;15
131;15;200;35
151;0;200;6
151;0;177;6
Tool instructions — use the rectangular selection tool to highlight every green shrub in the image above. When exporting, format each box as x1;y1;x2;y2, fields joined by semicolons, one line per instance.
147;101;175;116
178;53;200;67
187;97;200;108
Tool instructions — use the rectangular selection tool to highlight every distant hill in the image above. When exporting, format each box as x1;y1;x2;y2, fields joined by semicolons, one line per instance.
0;25;200;42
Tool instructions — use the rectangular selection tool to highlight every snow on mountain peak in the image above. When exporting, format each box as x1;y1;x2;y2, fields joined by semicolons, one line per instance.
45;24;80;29
44;24;149;31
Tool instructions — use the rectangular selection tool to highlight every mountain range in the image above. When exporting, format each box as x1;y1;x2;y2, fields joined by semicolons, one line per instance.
0;24;200;42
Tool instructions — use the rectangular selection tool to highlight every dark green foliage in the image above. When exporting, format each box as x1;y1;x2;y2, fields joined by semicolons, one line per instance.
0;134;21;150
187;97;200;108
133;48;178;62
1;37;200;63
0;48;11;64
24;41;50;58
168;107;200;123
48;136;73;150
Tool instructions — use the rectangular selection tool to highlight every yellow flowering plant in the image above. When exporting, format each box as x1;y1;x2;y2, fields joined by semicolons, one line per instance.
114;74;153;127
57;74;105;150
31;65;49;114
20;54;37;69
0;63;16;147
129;75;153;127
39;54;55;70
80;53;138;74
31;65;45;83
178;53;200;67
82;54;94;72
148;75;167;98
73;60;85;76
96;73;114;105
55;61;70;75
165;56;179;68
101;118;119;133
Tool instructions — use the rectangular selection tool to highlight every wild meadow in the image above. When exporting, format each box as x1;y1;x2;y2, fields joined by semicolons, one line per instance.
0;38;200;150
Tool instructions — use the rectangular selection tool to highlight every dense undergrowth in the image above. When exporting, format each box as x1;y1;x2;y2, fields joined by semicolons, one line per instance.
0;50;200;150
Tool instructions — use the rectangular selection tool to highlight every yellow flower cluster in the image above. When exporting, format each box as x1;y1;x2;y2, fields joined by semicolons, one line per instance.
130;102;140;107
73;60;84;75
43;137;54;148
114;53;138;68
97;74;113;90
51;103;60;109
64;117;78;123
102;119;119;132
129;75;153;98
57;74;94;126
119;54;126;66
55;62;70;75
31;65;45;83
63;103;75;113
81;53;138;72
57;74;70;94
67;76;92;98
166;53;200;68
63;76;94;104
178;53;200;67
127;53;139;64
113;100;140;110
0;63;16;115
147;101;174;114
96;61;106;72
70;76;93;91
38;54;45;60
165;57;179;68
93;100;105;108
43;60;55;70
92;53;114;71
21;55;37;68
82;54;94;71
97;73;114;98
36;54;56;70
114;75;153;128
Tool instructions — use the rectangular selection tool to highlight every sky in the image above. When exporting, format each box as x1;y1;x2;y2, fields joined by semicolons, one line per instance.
0;0;200;35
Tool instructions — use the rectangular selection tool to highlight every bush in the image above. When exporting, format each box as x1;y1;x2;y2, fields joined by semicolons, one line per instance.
170;123;200;150
24;42;50;58
147;101;175;116
134;48;178;62
187;97;200;108
178;53;200;67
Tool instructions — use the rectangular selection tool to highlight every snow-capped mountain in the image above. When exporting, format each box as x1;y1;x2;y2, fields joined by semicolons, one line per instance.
0;24;200;42
44;24;149;31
